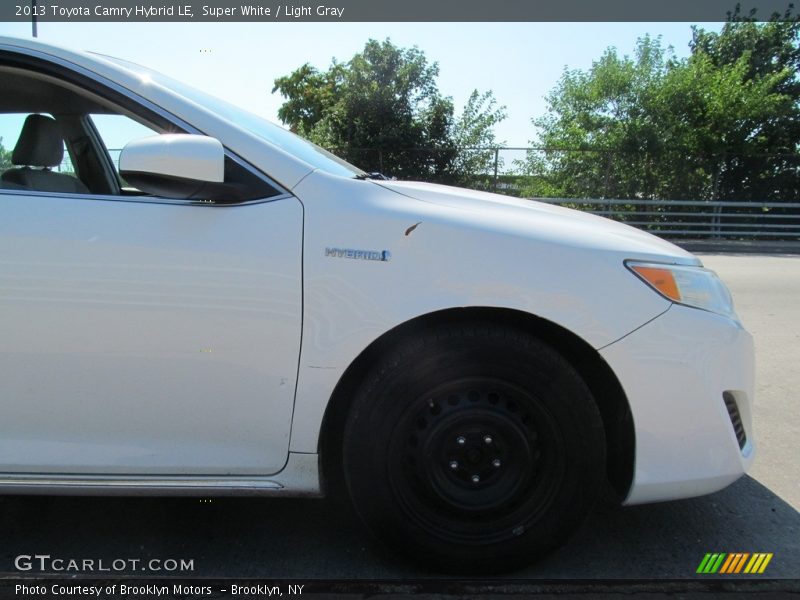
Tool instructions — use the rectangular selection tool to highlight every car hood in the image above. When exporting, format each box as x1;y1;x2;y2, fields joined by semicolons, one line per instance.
375;180;700;265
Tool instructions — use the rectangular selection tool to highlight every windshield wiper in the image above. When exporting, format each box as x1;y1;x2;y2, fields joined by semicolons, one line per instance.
354;172;391;180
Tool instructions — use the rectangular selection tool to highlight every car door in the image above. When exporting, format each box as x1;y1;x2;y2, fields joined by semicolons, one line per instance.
0;73;303;476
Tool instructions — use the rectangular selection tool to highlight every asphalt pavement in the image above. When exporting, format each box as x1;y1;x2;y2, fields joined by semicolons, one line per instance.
0;253;797;588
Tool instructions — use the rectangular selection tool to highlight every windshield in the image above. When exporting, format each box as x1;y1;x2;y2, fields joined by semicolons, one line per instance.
101;55;365;178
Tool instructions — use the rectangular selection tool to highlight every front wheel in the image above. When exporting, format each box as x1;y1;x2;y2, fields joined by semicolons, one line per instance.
342;323;606;573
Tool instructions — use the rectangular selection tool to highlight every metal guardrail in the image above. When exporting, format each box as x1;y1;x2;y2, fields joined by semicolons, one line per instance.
536;198;800;239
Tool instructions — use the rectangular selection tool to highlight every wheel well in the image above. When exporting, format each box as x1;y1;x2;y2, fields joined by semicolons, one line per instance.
319;307;635;501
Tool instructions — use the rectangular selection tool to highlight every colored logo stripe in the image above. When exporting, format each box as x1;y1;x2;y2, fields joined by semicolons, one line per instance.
697;553;773;574
697;553;726;573
744;553;773;574
720;553;749;573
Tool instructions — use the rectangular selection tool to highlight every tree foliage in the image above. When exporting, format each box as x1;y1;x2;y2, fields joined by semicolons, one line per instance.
272;39;506;183
524;14;800;202
450;90;508;187
0;138;12;171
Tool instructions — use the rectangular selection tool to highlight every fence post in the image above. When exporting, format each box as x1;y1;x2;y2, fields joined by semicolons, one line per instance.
493;148;500;193
603;152;613;213
712;157;723;238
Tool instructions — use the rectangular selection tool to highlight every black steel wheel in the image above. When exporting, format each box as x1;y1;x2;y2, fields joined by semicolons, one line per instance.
342;323;606;573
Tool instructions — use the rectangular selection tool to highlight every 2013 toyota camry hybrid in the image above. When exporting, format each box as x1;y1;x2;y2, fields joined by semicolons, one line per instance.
0;36;754;572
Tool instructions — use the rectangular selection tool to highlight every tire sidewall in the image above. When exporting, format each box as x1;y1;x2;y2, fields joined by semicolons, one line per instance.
343;325;606;572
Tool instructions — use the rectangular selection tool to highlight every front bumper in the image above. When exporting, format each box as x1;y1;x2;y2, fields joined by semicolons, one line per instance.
600;304;755;505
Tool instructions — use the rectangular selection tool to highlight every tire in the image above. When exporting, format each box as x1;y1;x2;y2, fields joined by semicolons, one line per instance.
342;323;606;573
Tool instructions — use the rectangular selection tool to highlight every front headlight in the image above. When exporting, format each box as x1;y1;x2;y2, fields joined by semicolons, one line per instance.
626;261;738;320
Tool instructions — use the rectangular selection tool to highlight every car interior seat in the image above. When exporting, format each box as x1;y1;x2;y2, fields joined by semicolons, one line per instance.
1;114;90;194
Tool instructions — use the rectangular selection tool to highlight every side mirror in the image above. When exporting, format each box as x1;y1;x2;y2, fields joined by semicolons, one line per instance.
119;134;226;200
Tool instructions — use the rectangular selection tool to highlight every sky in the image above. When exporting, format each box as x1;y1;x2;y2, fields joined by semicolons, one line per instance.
0;21;724;148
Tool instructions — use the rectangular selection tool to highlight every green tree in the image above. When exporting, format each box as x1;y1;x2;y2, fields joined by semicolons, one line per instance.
524;35;669;199
687;12;800;200
653;45;796;200
524;16;799;203
0;137;12;171
450;90;508;188
272;39;506;184
273;62;341;135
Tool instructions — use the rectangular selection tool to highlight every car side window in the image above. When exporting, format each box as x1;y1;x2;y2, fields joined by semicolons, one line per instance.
89;114;281;201
0;65;282;202
90;113;159;193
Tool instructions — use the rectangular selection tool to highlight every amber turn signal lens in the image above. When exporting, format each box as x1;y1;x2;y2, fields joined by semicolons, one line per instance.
631;266;681;301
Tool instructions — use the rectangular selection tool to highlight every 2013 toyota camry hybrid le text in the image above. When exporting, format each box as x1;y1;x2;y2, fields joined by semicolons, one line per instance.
0;36;754;573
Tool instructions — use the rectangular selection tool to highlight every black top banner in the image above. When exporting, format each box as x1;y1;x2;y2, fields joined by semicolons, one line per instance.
0;0;797;22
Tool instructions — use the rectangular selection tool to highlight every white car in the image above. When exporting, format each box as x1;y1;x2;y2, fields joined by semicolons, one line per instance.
0;36;754;572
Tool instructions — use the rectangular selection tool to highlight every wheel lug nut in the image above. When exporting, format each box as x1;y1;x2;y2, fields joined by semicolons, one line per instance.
484;435;493;444
456;436;466;445
471;474;480;483
449;460;458;470
492;459;501;468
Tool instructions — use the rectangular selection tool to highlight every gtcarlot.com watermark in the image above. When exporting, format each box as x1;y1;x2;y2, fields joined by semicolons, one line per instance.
14;554;194;573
